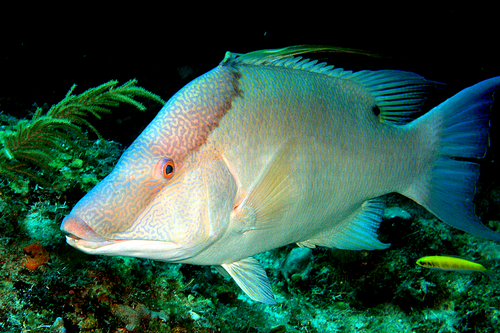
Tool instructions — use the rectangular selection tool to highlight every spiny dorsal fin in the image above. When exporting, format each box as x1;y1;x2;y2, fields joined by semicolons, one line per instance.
221;45;442;125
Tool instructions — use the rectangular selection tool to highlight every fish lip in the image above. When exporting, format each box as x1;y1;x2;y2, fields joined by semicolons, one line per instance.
61;215;110;242
65;235;121;249
61;215;186;260
65;235;185;261
61;215;130;249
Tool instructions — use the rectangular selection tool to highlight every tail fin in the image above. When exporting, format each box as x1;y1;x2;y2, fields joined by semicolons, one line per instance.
404;77;500;241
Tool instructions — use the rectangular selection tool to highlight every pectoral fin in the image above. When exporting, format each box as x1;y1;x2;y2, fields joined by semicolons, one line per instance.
233;138;310;232
221;257;276;305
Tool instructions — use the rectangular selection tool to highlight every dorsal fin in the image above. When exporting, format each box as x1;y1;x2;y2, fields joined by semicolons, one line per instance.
220;45;374;79
221;45;442;124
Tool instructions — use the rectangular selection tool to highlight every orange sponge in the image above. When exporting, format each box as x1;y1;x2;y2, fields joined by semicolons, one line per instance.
23;242;50;270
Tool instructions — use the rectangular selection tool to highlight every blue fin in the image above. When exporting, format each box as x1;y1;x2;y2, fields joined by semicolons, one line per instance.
405;77;500;241
304;198;390;250
221;257;276;305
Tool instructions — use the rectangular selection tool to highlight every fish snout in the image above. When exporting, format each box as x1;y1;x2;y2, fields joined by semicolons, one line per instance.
60;215;108;242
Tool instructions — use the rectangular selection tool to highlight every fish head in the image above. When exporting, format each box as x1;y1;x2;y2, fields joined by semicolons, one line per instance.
61;137;237;262
61;68;240;263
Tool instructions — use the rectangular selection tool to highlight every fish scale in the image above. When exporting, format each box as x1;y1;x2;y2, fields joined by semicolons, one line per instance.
61;46;500;304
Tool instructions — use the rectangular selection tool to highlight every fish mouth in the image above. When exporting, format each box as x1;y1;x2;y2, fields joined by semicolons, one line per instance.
60;215;184;260
61;215;115;249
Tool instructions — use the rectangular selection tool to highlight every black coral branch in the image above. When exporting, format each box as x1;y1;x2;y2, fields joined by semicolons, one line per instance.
47;79;164;138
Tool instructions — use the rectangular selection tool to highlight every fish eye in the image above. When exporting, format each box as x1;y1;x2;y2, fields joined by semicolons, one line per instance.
163;160;174;178
155;157;175;180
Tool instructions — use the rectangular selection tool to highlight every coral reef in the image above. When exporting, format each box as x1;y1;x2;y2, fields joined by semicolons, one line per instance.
0;80;499;332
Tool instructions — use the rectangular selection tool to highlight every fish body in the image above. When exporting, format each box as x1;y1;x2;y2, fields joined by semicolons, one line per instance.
61;46;500;304
417;255;494;277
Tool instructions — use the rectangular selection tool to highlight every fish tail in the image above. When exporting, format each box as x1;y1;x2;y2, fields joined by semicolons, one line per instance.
405;77;500;241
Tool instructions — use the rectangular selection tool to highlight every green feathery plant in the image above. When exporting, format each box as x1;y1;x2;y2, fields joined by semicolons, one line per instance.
0;79;165;186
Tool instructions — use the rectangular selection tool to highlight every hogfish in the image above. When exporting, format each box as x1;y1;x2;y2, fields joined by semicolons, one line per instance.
61;46;500;304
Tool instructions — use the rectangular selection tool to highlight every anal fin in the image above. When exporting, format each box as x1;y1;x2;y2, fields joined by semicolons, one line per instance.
305;198;390;250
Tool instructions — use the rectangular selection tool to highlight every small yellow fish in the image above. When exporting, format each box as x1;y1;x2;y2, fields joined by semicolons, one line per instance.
416;256;494;277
